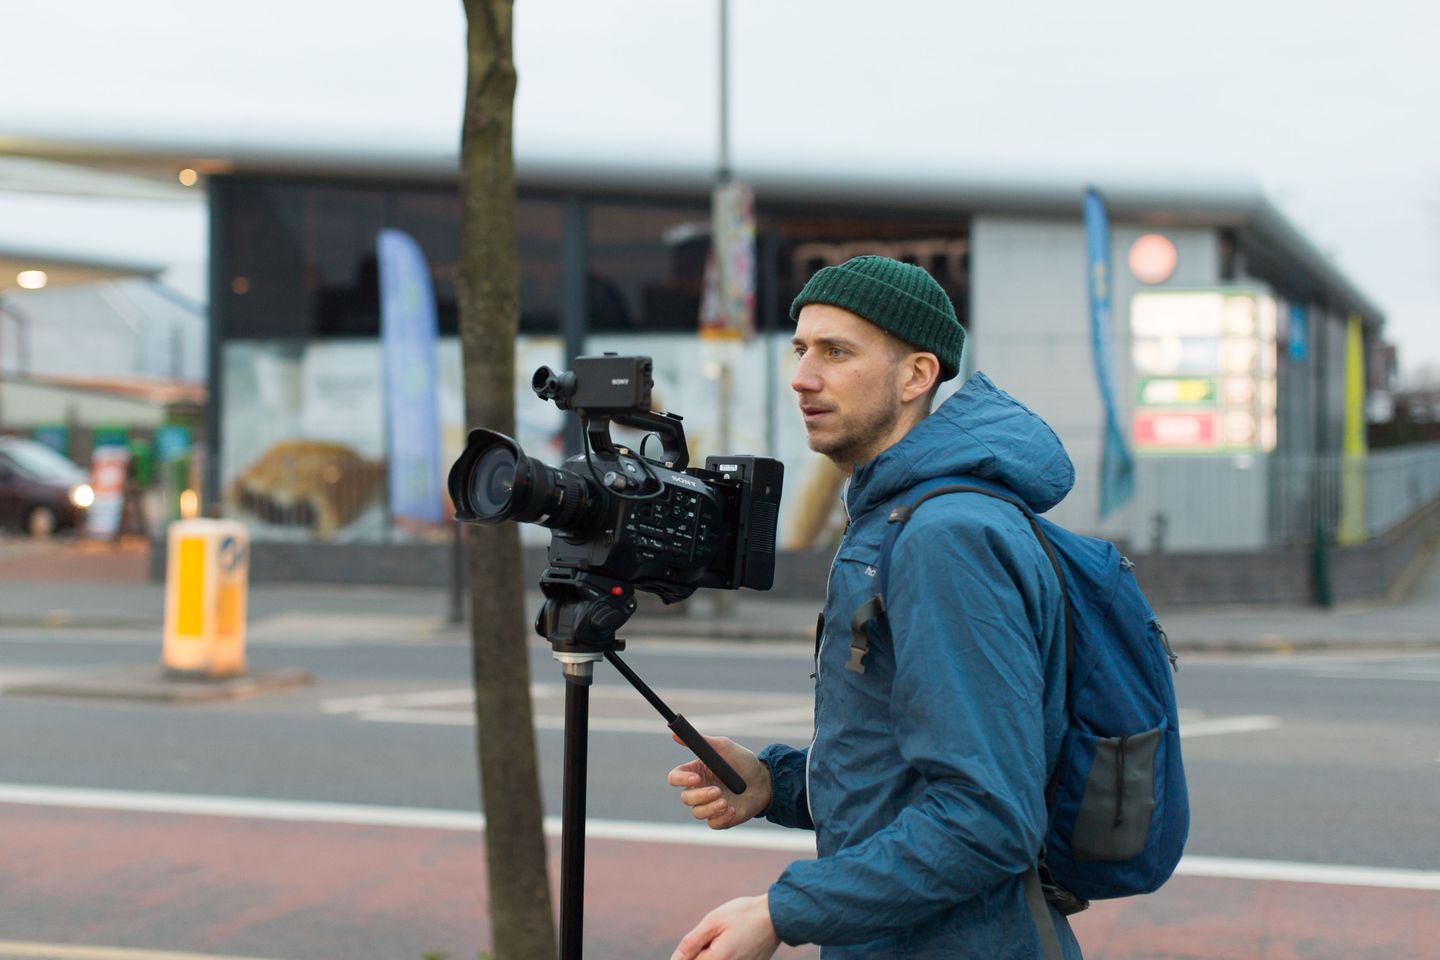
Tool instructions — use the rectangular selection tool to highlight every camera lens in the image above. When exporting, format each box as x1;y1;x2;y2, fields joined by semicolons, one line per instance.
472;446;518;515
449;429;604;537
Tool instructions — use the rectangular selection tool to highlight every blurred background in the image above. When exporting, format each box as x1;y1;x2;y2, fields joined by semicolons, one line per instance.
1;3;1438;959
1;0;1437;591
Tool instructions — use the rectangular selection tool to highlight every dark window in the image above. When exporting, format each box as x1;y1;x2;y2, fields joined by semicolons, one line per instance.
220;181;312;338
586;201;711;332
214;181;968;342
391;190;461;334
310;186;387;337
1218;229;1238;282
515;198;563;333
771;212;970;330
215;178;563;340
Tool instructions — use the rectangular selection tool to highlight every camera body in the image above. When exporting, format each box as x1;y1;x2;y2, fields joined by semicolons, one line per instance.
540;451;781;602
449;355;784;609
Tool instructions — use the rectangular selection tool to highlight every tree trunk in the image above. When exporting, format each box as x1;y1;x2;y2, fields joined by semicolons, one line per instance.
457;2;557;958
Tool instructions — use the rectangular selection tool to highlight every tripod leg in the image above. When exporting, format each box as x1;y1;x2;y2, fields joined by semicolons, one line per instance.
560;673;590;960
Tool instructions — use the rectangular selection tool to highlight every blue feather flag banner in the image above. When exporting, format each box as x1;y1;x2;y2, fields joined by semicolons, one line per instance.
378;228;444;526
1083;189;1135;518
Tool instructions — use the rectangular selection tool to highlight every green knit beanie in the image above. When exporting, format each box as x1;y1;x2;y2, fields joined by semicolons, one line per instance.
789;255;965;381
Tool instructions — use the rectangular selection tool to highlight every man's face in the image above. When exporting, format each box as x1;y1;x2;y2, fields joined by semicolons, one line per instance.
790;304;912;467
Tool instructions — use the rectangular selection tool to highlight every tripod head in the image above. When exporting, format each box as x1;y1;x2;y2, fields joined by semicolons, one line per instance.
536;568;636;682
534;565;746;796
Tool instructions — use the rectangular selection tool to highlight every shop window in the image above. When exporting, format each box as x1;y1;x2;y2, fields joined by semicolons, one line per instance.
217;178;563;340
515;198;563;334
587;201;711;332
774;213;970;329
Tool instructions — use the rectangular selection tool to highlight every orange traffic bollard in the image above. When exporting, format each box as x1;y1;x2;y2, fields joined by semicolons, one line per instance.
162;519;249;678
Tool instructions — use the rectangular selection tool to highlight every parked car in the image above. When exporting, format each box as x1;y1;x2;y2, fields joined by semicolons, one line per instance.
0;437;94;537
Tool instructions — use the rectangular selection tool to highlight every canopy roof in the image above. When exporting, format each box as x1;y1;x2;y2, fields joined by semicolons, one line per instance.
0;130;1384;326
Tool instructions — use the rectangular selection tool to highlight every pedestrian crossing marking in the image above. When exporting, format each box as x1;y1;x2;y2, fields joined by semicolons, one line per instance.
319;689;1277;742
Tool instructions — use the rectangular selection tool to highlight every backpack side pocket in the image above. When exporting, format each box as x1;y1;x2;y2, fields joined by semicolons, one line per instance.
1071;723;1162;862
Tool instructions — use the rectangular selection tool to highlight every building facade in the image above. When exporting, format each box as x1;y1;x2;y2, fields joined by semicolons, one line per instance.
204;162;1385;554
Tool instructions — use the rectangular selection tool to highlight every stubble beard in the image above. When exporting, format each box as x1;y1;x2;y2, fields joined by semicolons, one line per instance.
808;393;904;467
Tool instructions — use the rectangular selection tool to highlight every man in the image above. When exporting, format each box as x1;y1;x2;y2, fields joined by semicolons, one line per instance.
668;255;1083;959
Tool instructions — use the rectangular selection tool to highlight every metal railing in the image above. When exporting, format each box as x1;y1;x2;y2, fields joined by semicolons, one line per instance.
1059;442;1440;552
1269;444;1440;545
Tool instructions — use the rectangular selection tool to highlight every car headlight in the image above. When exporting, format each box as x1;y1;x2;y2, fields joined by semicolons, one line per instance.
70;483;95;509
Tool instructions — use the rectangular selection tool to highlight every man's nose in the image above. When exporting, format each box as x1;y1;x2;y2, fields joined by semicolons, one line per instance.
791;354;821;394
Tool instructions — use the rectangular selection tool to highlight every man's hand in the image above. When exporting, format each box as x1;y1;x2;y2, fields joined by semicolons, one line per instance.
671;895;780;960
667;735;771;829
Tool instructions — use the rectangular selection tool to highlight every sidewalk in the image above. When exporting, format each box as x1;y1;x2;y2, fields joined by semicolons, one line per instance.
2;536;1438;652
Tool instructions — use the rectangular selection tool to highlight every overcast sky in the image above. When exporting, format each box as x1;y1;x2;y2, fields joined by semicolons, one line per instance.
2;0;1437;379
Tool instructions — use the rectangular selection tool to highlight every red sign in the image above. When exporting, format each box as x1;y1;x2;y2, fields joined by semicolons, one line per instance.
1133;411;1218;450
86;446;131;537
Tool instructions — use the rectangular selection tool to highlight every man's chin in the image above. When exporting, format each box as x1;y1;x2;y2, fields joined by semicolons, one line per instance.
806;434;854;464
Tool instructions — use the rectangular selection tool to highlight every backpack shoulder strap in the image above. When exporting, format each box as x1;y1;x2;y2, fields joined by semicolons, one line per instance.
875;478;1067;615
855;477;1075;687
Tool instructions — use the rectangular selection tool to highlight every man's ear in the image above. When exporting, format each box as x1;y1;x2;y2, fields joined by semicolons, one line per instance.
901;353;941;404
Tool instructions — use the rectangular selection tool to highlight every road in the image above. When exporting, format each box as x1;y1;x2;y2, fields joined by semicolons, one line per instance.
2;630;1438;959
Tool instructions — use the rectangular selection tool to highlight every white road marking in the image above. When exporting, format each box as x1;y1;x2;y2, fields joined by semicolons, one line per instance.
323;688;1278;743
3;783;1438;891
341;707;814;741
0;940;289;960
0;782;810;851
1291;668;1440;683
319;684;808;715
0;670;65;690
319;684;817;739
1179;715;1280;738
1175;856;1440;891
1242;654;1440;680
319;687;474;713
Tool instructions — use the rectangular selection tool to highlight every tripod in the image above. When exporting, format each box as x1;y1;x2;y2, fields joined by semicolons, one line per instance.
538;570;747;960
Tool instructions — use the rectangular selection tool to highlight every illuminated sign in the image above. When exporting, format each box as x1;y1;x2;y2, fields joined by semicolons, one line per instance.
1132;337;1220;375
1128;234;1178;285
1133;411;1217;448
1130;289;1277;453
1138;377;1216;406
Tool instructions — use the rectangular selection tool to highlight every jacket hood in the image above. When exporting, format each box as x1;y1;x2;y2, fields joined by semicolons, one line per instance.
847;370;1075;518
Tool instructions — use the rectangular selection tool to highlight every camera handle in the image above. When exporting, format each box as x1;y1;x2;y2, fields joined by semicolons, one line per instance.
539;570;746;960
583;408;690;471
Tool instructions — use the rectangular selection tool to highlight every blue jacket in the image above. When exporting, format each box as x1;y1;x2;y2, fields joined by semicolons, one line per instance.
760;372;1084;958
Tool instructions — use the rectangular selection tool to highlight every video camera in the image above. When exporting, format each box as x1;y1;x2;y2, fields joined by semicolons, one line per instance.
448;354;784;651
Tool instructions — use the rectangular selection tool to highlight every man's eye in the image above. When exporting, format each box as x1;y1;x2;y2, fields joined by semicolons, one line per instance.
828;347;846;359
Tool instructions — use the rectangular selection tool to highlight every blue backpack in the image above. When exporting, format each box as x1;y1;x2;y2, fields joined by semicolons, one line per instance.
856;475;1189;914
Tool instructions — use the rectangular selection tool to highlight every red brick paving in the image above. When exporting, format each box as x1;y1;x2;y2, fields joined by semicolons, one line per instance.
1072;877;1440;959
3;803;1437;960
0;804;815;960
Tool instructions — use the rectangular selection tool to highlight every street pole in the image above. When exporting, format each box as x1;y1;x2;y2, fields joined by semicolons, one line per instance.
712;0;735;620
718;0;730;183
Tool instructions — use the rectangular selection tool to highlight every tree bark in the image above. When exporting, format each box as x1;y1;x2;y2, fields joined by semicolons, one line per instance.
457;2;557;958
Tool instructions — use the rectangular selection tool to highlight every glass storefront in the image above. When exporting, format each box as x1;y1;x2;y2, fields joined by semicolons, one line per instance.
210;176;969;547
